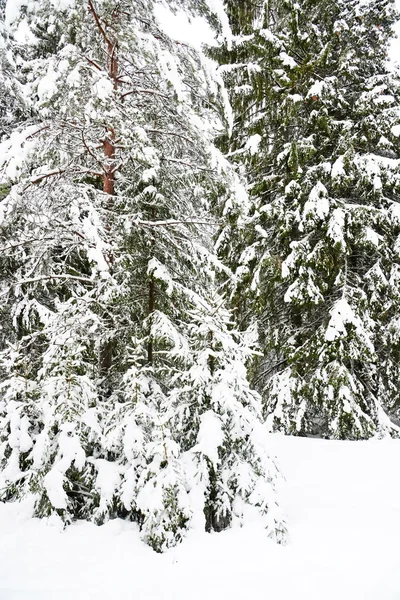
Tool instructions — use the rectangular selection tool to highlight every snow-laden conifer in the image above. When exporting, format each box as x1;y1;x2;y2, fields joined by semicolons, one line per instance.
218;0;400;439
0;14;26;141
170;297;286;541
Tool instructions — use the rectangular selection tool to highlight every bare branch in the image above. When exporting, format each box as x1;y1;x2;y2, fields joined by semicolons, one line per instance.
88;0;111;47
160;156;214;172
138;219;219;228
17;274;94;286
121;88;169;100
0;237;56;253
25;169;66;189
146;128;196;146
26;125;50;141
84;56;103;72
81;129;106;172
24;167;104;190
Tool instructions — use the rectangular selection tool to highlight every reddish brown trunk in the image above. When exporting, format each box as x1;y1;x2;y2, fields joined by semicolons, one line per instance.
100;58;117;374
103;174;114;196
103;37;118;200
108;40;119;90
88;2;118;203
103;135;115;198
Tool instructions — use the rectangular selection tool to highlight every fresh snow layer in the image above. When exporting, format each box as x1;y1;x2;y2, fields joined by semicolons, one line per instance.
1;434;400;599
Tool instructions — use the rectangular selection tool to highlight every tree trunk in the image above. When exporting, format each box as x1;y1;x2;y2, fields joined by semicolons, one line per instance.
88;0;119;375
147;206;156;364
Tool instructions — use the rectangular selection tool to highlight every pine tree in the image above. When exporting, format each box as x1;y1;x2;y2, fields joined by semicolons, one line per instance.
218;0;400;439
0;0;286;550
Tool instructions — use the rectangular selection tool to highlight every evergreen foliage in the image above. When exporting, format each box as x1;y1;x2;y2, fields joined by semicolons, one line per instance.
0;0;286;551
218;0;400;439
3;0;400;554
0;9;27;140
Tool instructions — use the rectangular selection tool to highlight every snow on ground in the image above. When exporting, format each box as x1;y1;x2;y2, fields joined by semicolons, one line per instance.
1;434;400;599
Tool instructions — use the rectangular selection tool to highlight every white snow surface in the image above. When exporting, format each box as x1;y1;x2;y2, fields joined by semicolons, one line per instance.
1;434;400;599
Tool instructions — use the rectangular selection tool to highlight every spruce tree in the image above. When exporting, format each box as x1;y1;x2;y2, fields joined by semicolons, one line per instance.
218;0;400;439
170;296;285;541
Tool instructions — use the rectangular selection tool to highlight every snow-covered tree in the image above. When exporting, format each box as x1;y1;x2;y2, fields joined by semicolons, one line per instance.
170;297;286;541
0;1;29;191
0;0;286;550
218;0;400;439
